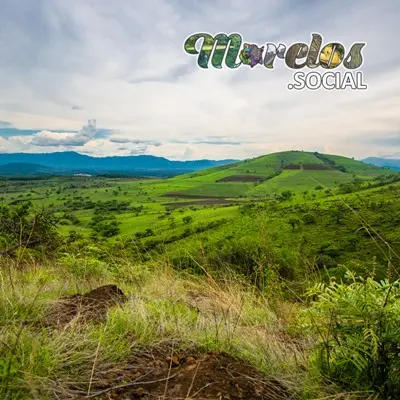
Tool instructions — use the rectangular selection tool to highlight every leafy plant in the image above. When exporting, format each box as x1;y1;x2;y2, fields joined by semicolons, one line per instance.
304;273;400;398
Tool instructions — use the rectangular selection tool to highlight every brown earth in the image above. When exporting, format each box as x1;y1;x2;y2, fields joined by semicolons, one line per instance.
282;165;301;170
41;285;128;328
41;288;293;399
76;347;292;400
164;199;239;207
163;193;228;199
216;175;265;182
283;164;333;170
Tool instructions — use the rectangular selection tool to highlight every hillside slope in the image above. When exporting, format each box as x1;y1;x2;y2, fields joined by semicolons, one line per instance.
165;151;394;198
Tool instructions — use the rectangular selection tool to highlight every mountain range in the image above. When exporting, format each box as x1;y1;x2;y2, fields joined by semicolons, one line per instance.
0;152;237;177
362;157;400;171
0;151;398;177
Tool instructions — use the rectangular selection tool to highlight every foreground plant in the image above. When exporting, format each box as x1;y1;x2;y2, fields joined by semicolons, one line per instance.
305;272;400;399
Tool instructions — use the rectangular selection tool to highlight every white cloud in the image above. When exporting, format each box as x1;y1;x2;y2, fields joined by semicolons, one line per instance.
109;135;162;146
30;119;96;146
0;0;399;159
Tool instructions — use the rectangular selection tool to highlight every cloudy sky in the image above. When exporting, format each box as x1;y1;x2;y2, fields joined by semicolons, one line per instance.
0;0;399;160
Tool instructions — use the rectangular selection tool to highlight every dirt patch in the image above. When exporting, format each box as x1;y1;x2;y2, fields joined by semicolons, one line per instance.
78;347;291;399
216;175;265;183
41;285;128;328
283;164;334;171
163;193;228;199
164;199;239;207
303;164;334;170
282;164;301;170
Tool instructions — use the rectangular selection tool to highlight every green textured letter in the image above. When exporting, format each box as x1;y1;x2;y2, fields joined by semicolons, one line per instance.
184;33;242;69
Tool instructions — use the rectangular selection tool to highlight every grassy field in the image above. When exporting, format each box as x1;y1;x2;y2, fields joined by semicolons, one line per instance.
1;151;400;399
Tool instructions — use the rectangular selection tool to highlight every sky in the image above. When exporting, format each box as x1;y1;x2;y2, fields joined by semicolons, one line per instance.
0;0;399;161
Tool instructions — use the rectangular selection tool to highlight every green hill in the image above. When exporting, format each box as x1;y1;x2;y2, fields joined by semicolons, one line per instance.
164;151;393;198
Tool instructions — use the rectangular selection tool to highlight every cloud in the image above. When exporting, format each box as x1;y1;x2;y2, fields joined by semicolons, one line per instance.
195;140;243;145
0;121;13;128
0;0;399;159
109;136;162;146
109;136;131;144
382;152;400;159
169;135;248;146
31;120;97;146
364;135;400;147
31;130;89;146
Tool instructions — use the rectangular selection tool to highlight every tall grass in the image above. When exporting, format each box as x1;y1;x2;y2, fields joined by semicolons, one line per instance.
0;257;309;399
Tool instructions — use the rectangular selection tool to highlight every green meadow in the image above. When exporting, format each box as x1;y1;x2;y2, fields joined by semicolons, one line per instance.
1;150;400;399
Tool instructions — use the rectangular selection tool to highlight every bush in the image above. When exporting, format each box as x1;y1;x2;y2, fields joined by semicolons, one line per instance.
182;216;193;224
303;213;316;225
279;190;293;201
305;273;400;398
0;202;61;256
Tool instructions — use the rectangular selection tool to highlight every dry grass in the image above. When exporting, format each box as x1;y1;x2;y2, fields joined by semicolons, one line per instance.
0;257;312;399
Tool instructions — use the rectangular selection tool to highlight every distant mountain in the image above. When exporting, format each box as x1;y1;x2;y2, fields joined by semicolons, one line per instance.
0;152;237;177
362;157;400;171
0;163;58;177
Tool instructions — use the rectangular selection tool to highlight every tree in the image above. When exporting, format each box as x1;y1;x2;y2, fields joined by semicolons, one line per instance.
279;190;293;201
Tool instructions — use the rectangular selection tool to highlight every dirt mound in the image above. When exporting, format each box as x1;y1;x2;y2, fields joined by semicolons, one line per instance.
42;285;127;328
83;349;291;400
217;175;265;182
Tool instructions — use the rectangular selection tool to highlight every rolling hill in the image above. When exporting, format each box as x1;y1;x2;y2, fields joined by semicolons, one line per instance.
163;151;397;198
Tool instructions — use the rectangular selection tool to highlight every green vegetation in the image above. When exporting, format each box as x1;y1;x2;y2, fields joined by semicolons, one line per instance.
1;151;400;399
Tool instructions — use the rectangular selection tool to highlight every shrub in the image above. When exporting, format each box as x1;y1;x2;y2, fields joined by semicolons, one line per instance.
0;202;61;256
304;273;400;398
303;213;316;225
182;215;193;224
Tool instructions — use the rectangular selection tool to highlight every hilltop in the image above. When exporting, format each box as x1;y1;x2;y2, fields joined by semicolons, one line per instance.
164;150;395;198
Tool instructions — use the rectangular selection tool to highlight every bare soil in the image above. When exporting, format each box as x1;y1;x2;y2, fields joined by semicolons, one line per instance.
79;347;292;400
164;199;239;207
283;164;333;170
163;193;228;199
216;175;265;182
40;288;293;399
41;285;128;328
